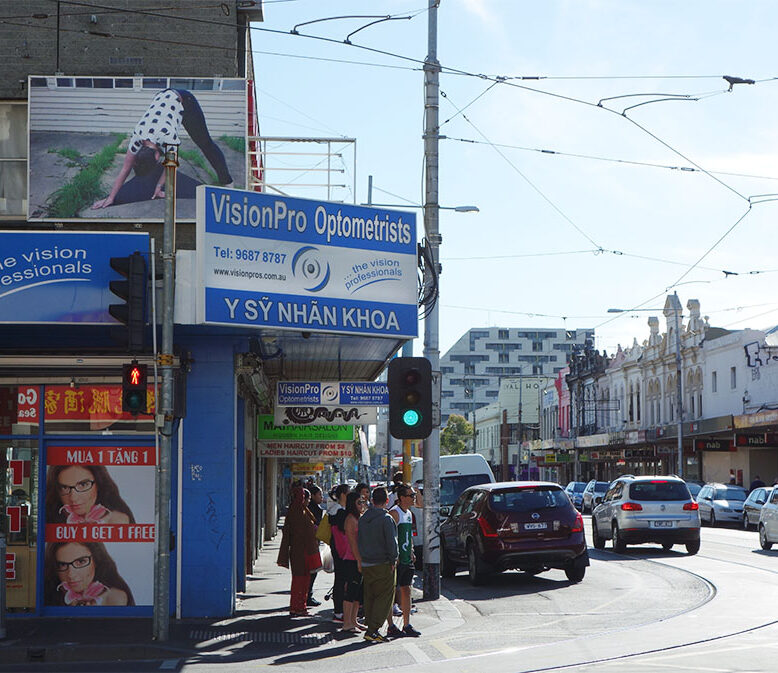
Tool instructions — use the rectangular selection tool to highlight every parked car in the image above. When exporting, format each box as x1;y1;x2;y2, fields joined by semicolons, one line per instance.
440;481;589;585
564;481;587;510
591;475;700;554
581;480;610;514
696;483;747;526
743;486;773;530
758;487;778;550
685;482;703;500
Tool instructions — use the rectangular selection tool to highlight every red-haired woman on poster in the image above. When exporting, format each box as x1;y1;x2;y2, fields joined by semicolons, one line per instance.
45;464;135;525
44;541;135;606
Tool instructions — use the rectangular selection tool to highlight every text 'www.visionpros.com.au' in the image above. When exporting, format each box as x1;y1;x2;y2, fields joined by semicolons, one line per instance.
213;268;287;281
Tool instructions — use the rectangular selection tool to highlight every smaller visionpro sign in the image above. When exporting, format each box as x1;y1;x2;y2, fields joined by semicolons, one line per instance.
277;381;389;407
196;187;417;338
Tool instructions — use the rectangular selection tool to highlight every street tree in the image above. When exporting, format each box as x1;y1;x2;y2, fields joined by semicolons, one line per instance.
441;414;473;455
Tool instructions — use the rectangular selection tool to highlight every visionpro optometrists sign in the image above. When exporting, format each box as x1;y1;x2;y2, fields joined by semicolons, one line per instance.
195;186;418;337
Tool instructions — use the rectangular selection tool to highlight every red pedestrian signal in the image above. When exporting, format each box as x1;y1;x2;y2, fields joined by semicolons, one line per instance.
122;361;148;415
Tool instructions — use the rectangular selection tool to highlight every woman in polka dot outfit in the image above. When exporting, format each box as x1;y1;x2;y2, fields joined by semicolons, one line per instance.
92;89;233;209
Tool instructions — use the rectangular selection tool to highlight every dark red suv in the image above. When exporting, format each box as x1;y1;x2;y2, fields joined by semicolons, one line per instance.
440;481;589;585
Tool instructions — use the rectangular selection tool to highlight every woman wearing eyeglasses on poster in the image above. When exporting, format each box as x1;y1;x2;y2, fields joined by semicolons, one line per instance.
45;465;136;525
44;541;135;606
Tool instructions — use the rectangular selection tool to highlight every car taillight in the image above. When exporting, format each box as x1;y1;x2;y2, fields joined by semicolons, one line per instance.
683;502;699;511
571;512;584;532
477;516;498;538
621;502;643;511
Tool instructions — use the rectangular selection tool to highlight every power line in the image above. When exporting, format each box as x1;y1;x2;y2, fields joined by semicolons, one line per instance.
446;135;778;183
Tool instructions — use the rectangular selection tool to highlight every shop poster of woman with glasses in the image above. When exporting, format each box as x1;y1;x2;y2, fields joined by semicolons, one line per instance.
43;446;156;608
43;541;135;606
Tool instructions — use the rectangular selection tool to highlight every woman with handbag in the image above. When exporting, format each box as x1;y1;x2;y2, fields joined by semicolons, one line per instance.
332;491;366;633
327;484;350;623
277;486;320;617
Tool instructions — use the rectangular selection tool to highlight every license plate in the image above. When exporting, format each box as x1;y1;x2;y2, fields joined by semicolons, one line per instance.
524;522;547;530
651;520;674;528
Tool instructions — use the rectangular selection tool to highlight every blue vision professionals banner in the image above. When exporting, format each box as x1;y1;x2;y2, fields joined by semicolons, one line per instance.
0;231;149;323
196;186;418;338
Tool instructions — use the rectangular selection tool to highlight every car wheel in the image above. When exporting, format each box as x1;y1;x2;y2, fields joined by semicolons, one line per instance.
467;541;488;585
760;525;773;551
612;522;626;553
710;510;716;527
662;542;673;551
440;541;455;578
686;540;700;555
564;564;586;583
743;514;750;531
592;520;605;550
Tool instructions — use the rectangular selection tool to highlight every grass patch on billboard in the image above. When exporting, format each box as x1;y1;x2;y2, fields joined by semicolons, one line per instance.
219;135;245;154
46;134;126;218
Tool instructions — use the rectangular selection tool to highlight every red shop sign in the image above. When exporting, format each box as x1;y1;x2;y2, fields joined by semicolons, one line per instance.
44;385;155;424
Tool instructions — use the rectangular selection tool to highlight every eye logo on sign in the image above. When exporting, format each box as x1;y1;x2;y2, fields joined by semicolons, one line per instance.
292;245;330;292
321;384;339;404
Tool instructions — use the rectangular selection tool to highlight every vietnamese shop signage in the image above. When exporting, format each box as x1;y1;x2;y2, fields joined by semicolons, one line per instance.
257;414;354;441
274;406;378;427
0;231;149;323
258;441;354;460
196;186;418;337
277;380;389;406
44;445;156;609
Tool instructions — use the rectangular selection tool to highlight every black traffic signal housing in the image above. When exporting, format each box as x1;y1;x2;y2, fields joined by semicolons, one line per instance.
122;361;148;415
109;251;147;353
388;357;433;440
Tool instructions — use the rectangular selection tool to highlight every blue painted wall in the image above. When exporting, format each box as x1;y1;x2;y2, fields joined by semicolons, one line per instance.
179;335;241;617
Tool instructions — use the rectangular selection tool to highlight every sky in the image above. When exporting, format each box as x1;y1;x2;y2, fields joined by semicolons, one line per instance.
250;0;778;359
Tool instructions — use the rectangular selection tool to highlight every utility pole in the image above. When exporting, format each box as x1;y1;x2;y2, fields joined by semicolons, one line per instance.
153;147;177;641
422;0;441;601
673;292;684;478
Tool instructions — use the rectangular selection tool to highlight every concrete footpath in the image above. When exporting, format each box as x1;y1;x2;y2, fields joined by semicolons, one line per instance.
0;537;463;670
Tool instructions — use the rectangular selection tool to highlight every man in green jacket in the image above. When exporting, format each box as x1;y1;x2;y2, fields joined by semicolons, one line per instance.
357;487;398;643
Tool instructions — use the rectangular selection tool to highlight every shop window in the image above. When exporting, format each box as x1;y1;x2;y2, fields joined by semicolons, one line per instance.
3;440;39;612
0;385;40;435
0;102;28;218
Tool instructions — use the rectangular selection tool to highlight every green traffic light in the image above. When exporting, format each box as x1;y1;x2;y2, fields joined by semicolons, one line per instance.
402;409;421;427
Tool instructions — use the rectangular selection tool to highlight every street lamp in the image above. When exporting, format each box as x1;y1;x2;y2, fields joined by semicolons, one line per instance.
607;292;684;477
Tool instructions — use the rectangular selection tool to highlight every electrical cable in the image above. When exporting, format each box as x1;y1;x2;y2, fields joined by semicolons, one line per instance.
445;135;778;183
440;92;603;250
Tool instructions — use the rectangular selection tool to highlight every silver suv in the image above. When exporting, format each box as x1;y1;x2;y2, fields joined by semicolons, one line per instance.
591;475;700;555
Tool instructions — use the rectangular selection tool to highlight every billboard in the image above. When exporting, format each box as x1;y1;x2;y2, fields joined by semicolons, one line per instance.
28;76;247;222
0;231;148;323
43;446;156;609
196;187;418;338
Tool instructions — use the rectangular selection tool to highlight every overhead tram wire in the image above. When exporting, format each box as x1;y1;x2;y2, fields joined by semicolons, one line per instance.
439;91;603;250
446;136;778;183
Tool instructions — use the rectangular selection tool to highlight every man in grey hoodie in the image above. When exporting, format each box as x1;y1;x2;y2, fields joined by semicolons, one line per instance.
357;487;398;642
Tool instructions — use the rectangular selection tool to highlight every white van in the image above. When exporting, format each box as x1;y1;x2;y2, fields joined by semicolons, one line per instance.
409;454;496;564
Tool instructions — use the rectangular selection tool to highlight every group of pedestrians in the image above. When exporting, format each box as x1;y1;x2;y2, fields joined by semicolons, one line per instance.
276;478;421;643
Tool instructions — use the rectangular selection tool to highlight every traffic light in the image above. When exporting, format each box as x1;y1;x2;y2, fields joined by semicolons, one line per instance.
109;251;147;353
388;357;433;440
122;361;148;415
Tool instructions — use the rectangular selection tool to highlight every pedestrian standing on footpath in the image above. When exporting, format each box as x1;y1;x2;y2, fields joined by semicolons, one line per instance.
327;484;350;623
357;486;398;643
386;484;421;638
276;486;320;617
307;484;324;607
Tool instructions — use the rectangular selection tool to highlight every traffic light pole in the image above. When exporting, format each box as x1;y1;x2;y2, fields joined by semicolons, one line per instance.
422;0;441;601
153;147;177;641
